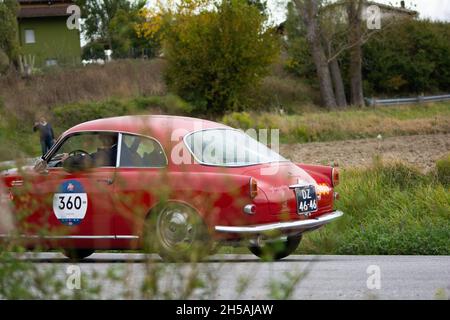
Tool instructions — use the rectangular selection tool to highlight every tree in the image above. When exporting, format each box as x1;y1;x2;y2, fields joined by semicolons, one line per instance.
293;0;337;108
82;40;107;60
286;0;399;107
346;0;365;106
363;19;450;95
75;0;154;58
0;0;19;66
137;0;279;115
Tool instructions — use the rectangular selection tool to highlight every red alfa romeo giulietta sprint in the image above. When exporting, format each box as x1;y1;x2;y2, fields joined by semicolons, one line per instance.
1;115;343;261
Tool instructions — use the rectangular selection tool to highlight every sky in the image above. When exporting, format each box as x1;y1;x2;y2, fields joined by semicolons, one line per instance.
266;0;450;24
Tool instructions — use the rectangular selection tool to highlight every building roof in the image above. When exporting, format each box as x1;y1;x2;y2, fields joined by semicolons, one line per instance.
324;0;418;17
18;0;74;18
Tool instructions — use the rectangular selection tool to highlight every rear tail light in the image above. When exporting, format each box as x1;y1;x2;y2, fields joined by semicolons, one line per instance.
249;177;258;199
332;167;340;187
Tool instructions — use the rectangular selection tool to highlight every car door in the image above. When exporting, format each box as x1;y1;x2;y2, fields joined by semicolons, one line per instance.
112;133;168;243
20;132;119;242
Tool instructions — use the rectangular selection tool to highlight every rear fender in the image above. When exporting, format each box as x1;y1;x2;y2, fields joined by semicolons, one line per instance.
295;163;333;186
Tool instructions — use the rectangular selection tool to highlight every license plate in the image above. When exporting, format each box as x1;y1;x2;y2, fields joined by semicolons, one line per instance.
295;185;318;216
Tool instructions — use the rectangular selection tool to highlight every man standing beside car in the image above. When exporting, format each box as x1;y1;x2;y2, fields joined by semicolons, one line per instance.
33;116;55;156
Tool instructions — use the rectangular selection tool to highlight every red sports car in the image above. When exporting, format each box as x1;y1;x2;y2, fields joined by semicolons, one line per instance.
1;115;343;261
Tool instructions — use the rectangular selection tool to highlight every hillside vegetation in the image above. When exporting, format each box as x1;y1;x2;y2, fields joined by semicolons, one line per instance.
223;103;450;143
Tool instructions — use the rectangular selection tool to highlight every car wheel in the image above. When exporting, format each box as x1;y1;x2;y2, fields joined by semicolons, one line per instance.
62;249;95;261
248;234;302;261
147;202;212;262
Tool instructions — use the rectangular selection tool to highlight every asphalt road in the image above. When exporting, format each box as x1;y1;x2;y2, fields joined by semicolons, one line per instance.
22;253;450;300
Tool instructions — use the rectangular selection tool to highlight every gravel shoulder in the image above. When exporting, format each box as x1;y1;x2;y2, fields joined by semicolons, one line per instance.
280;133;450;171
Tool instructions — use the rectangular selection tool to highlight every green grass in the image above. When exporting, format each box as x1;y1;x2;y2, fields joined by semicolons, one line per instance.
436;153;450;186
222;102;450;143
1;96;449;160
299;159;450;255
0;112;42;160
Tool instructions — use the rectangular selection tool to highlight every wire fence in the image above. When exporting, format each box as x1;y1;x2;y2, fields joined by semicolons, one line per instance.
366;94;450;106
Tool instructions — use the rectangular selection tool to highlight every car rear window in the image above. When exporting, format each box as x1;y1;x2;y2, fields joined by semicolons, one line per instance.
184;129;286;167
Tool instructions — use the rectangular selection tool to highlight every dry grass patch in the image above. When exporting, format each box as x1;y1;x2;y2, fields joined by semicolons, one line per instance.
0;59;167;121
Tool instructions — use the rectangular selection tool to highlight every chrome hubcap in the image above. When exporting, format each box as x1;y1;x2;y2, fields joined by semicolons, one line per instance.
157;207;195;250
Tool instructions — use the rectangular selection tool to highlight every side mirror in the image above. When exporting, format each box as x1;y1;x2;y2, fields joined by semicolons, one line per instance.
34;158;48;173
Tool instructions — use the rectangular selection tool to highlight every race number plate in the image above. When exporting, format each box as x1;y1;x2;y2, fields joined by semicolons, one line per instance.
295;185;318;216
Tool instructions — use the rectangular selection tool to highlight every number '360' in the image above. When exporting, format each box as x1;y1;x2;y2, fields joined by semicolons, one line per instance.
58;196;83;210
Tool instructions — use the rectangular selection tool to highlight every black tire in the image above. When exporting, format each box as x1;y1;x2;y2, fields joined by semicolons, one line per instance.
146;202;212;262
62;249;95;261
248;234;302;261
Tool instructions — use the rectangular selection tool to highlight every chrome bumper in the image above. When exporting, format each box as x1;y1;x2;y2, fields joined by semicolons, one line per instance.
215;210;343;234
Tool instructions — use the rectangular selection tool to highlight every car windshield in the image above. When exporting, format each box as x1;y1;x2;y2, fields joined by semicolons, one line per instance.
184;129;287;166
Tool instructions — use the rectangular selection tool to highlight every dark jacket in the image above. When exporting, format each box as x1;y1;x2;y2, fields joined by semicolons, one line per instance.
33;122;55;141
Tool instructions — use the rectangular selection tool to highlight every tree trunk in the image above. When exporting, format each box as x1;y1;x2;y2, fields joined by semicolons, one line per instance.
347;0;365;107
329;58;347;107
295;0;337;108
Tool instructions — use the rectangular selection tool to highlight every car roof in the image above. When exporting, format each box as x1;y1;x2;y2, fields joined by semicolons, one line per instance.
64;115;229;143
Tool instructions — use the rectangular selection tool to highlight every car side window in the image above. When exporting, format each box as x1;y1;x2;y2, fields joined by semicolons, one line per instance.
48;132;118;168
119;134;167;168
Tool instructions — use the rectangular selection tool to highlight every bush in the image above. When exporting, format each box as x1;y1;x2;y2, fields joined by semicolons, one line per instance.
372;159;429;190
133;94;192;115
0;49;9;74
52;95;194;130
285;12;450;96
363;20;450;95
162;0;279;115
436;154;450;186
222;112;254;129
243;75;318;112
53;100;131;129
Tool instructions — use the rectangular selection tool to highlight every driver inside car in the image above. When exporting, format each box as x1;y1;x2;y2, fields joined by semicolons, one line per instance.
61;134;118;169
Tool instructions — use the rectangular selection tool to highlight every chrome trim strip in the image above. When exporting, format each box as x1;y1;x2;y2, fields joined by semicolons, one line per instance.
116;132;123;167
116;235;139;239
215;210;343;234
0;234;139;240
289;183;308;189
